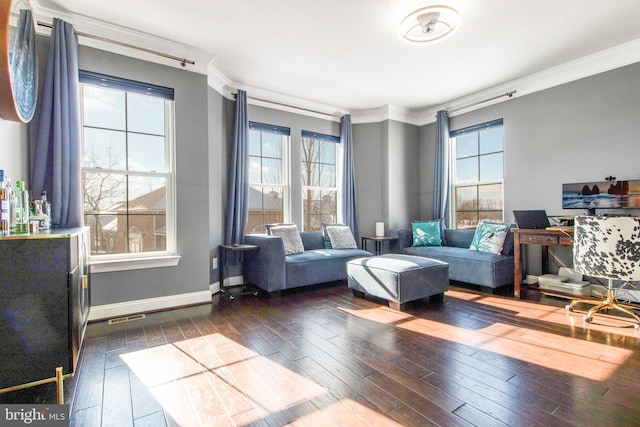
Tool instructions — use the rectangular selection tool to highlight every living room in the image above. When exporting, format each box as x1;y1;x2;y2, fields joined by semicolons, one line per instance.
1;1;640;425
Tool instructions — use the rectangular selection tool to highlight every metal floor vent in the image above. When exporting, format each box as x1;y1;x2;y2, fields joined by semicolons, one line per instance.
108;313;146;325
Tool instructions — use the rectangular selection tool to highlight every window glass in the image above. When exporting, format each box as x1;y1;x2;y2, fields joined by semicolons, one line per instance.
479;153;503;182
455;133;478;158
82;85;125;130
128;133;166;172
480;127;503;154
127;93;165;135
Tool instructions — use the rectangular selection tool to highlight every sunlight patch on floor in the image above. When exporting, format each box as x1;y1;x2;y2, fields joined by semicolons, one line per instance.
397;316;632;381
339;290;635;382
121;333;328;425
451;290;640;337
338;306;413;324
294;398;404;426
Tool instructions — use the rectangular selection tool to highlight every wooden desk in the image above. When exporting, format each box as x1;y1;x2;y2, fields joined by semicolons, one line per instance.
512;228;574;299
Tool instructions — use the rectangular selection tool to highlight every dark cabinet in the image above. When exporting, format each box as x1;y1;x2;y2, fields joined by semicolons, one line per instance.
0;227;90;391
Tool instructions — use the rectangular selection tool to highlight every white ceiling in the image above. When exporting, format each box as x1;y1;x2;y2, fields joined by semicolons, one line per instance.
33;0;640;120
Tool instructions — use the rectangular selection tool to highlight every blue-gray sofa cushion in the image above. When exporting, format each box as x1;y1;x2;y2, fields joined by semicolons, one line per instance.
401;245;513;288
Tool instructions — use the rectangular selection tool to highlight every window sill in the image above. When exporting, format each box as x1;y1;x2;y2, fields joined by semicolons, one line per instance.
91;255;181;273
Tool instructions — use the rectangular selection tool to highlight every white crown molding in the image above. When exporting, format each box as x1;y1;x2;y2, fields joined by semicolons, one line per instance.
32;1;215;75
348;105;422;125
208;67;348;122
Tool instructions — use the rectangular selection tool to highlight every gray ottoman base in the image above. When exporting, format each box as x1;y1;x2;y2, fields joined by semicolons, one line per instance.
347;254;449;311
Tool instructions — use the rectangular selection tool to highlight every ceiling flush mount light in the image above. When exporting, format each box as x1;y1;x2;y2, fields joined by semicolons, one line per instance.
400;5;460;44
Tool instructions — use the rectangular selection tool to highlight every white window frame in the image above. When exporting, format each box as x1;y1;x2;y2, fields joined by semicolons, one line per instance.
300;131;341;231
449;119;504;229
247;122;290;234
79;71;178;272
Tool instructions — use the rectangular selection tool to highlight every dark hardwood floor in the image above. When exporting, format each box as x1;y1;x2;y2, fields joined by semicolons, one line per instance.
2;283;640;426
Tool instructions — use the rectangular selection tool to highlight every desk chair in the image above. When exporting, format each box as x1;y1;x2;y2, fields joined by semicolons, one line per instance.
566;215;640;330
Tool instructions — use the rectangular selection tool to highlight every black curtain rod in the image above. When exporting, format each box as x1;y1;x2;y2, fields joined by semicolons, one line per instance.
234;92;345;118
37;21;195;67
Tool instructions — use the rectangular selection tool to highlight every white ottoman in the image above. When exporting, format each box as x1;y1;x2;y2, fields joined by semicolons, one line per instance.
347;254;449;311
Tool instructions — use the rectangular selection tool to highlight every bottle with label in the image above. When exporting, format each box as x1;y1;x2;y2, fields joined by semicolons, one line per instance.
7;177;15;232
30;200;50;230
14;180;29;234
0;170;9;235
40;190;51;229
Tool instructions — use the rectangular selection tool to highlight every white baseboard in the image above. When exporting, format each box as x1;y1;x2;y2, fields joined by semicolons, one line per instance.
88;289;213;321
211;275;245;293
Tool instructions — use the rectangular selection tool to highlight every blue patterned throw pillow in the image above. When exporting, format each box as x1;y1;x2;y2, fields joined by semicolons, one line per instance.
412;220;442;247
469;221;509;254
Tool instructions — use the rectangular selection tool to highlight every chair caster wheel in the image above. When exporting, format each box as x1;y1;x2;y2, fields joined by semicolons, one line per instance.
583;315;592;323
565;305;574;312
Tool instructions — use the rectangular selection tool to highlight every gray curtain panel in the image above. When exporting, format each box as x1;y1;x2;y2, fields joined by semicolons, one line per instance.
225;89;249;245
31;18;82;228
340;114;359;242
432;110;450;224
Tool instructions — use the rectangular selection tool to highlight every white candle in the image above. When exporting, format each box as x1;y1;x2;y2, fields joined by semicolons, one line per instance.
375;222;385;237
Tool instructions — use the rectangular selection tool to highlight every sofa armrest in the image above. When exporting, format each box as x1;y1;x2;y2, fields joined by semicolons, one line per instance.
389;229;412;252
243;234;286;293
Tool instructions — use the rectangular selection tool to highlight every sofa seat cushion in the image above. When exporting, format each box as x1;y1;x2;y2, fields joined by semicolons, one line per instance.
401;245;513;288
284;248;372;288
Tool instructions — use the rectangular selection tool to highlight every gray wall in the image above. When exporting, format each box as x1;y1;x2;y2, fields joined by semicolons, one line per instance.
353;120;421;236
77;46;212;305
353;122;385;236
0;119;27;184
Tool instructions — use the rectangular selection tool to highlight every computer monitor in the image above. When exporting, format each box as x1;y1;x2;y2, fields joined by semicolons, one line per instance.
513;210;550;229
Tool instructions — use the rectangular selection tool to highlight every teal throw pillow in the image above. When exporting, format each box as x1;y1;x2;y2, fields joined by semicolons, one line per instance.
412;220;442;247
469;221;509;254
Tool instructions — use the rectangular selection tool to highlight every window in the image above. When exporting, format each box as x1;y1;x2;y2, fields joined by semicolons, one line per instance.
79;71;176;261
301;131;339;231
450;119;504;229
247;122;290;234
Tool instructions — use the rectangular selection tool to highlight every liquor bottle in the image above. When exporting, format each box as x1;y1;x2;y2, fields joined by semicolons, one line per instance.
30;199;50;230
0;170;9;235
40;190;51;229
14;180;29;234
7;177;16;233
